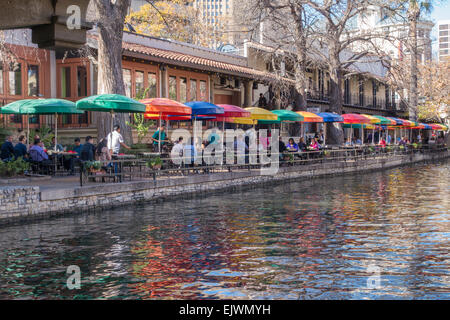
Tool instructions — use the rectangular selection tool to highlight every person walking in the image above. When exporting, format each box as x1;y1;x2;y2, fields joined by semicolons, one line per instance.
107;125;130;155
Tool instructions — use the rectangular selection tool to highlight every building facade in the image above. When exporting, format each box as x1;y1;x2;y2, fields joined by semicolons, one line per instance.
1;27;399;144
354;5;433;63
243;40;397;117
438;20;450;62
1;30;282;142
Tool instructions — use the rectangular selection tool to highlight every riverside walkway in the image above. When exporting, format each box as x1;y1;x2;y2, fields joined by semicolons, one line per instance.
0;145;448;224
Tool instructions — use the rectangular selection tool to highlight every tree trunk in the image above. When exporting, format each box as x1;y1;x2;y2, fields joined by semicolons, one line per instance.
408;11;419;122
327;56;344;145
289;57;307;137
94;0;132;143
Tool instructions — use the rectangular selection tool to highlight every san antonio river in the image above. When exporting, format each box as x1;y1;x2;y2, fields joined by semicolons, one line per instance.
1;159;449;300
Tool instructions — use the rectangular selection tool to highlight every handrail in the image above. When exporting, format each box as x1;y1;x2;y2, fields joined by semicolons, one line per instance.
77;144;448;186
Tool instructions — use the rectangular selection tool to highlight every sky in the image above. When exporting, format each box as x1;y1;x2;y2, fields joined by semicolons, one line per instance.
430;1;450;56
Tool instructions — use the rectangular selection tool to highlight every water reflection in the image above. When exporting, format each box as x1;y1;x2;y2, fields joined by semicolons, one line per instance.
0;160;449;299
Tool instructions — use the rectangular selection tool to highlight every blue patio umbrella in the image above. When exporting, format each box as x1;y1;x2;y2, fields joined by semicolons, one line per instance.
315;112;344;145
185;101;225;144
316;112;344;123
387;117;404;126
185;101;224;116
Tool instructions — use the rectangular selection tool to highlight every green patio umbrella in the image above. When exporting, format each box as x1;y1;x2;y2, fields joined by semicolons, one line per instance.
258;109;301;124
76;94;146;140
258;109;301;136
0;98;83;150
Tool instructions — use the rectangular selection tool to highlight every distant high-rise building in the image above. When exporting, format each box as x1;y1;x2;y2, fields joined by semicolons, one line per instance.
192;0;245;48
438;20;450;62
130;0;245;50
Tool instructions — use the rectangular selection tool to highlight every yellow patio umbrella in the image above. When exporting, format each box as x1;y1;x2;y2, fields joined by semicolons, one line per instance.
231;117;257;125
244;107;277;129
361;114;381;124
361;114;382;144
244;107;278;121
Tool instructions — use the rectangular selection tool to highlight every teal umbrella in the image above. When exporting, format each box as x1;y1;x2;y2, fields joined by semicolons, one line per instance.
258;109;302;124
0;98;83;150
76;94;146;138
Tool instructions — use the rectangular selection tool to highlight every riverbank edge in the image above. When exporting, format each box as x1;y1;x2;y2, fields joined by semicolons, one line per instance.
0;150;448;225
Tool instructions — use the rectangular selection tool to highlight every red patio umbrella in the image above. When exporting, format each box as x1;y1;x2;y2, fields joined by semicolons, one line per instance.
141;98;192;152
214;105;251;140
342;114;371;143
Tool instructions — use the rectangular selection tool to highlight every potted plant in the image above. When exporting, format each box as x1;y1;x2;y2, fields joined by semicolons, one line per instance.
146;156;163;170
84;161;102;173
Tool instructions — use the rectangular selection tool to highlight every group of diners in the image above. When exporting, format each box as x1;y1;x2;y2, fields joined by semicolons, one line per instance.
280;136;321;154
0;125;130;175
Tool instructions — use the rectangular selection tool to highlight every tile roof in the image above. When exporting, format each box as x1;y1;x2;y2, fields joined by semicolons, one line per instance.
122;41;294;84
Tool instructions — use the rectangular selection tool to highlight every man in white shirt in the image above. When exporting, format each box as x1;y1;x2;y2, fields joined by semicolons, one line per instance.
107;125;131;154
171;137;184;156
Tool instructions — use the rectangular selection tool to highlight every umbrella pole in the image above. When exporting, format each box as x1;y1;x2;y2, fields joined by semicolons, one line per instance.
350;124;353;144
27;114;30;150
54;113;58;175
54;113;58;152
362;127;364;145
159;113;162;154
111;111;115;142
372;128;375;145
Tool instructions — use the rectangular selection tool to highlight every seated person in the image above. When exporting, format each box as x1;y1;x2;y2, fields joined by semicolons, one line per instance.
1;135;15;161
309;138;319;150
72;138;83;157
345;138;353;146
278;136;286;153
80;136;96;161
49;137;64;152
379;137;387;148
151;126;168;151
29;139;51;164
14;135;28;160
298;137;307;151
183;138;198;166
286;138;299;152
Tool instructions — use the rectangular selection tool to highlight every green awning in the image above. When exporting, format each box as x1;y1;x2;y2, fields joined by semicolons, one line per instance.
0;98;82;114
76;94;146;113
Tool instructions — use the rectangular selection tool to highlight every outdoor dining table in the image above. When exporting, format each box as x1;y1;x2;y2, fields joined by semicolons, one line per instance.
47;151;78;175
112;154;136;160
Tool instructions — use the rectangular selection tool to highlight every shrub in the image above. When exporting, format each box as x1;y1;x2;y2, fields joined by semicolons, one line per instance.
0;158;30;177
29;125;54;147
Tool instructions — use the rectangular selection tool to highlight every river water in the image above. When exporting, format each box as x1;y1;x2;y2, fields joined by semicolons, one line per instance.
0;159;449;300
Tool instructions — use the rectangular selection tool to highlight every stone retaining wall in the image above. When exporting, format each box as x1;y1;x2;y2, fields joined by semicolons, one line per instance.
0;150;448;224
